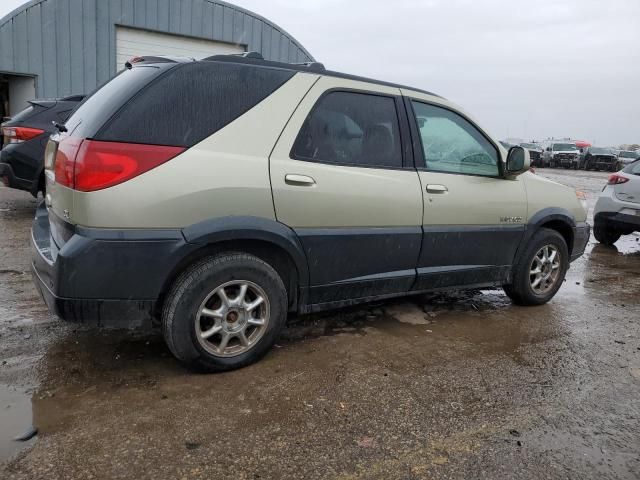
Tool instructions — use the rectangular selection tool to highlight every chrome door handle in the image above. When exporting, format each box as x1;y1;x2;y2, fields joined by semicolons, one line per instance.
426;184;448;194
285;174;316;186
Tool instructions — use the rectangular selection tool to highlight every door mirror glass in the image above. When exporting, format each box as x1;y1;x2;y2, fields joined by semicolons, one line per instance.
506;146;530;174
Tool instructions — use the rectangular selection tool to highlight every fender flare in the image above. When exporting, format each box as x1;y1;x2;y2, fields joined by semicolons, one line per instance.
513;208;576;265
182;216;309;288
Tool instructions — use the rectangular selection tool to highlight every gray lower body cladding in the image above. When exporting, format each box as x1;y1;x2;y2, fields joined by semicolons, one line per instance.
31;202;591;328
595;212;640;233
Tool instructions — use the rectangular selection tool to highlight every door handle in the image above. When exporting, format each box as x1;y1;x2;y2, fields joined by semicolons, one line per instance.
426;184;448;194
285;174;316;186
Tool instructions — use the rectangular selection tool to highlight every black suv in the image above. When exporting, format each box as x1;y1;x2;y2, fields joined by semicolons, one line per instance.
0;96;84;196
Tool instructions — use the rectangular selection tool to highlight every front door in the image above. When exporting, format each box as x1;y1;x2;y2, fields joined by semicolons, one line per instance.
270;78;424;306
405;97;528;290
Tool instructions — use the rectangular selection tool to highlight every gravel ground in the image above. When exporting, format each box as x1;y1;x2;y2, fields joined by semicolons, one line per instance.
1;168;639;479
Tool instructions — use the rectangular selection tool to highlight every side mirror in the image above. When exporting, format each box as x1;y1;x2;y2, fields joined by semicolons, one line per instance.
506;146;530;175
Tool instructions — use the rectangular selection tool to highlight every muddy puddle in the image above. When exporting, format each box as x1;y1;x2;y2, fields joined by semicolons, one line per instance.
0;385;35;462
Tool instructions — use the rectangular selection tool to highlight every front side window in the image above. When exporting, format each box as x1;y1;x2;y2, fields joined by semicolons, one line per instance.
292;91;402;168
411;101;499;176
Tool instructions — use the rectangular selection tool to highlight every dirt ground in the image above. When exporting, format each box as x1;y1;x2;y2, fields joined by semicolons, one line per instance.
1;169;639;479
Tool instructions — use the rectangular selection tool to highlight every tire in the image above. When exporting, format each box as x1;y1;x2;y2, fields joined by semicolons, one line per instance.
594;224;621;246
504;228;569;306
162;253;288;372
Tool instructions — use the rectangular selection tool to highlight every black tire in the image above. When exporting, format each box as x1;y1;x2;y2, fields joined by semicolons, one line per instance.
504;228;569;306
594;224;621;246
162;253;288;372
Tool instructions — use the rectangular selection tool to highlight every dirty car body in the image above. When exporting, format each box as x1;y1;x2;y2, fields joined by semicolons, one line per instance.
31;54;590;371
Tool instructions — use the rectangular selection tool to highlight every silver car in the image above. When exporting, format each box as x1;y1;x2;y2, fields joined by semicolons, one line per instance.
594;160;640;245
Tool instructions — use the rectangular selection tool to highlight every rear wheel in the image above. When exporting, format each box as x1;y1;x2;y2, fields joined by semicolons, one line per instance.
504;228;569;306
162;253;288;372
594;224;621;246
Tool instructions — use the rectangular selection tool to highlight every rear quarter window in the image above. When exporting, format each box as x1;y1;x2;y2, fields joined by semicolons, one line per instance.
96;62;295;147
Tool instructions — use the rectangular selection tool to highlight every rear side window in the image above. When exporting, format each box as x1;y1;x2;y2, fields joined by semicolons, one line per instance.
292;91;403;168
97;62;295;147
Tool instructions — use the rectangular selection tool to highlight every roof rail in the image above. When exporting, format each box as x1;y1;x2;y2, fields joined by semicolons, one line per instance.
293;62;326;73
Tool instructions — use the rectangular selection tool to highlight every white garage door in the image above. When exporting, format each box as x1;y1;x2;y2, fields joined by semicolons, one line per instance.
116;26;245;70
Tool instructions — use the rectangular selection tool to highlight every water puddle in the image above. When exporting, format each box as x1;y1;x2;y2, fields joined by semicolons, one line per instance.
0;384;35;463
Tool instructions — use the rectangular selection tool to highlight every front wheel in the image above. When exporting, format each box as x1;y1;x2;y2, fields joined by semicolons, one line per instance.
504;228;569;306
162;253;288;372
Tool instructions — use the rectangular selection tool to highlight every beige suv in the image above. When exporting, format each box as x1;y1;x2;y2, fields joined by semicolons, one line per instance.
31;53;590;372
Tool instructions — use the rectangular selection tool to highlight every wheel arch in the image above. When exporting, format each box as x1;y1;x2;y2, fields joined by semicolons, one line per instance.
155;217;309;319
515;208;576;265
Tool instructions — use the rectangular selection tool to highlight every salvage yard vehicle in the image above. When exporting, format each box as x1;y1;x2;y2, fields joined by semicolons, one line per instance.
543;142;580;169
580;146;618;171
617;150;639;167
0;96;84;196
520;143;543;167
31;53;590;372
593;160;640;245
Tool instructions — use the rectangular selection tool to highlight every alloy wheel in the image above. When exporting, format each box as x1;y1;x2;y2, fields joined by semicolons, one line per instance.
194;280;270;358
529;245;562;295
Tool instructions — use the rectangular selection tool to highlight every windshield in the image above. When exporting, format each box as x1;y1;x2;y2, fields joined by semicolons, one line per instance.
590;147;611;155
620;151;638;158
521;143;538;149
553;143;577;151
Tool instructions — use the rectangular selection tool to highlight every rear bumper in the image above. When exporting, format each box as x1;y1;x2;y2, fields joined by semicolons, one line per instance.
1;142;41;192
0;161;33;191
571;222;591;262
594;212;640;232
30;202;198;329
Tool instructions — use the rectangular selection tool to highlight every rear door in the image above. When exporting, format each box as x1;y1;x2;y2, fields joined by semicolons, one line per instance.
270;77;423;306
403;93;527;290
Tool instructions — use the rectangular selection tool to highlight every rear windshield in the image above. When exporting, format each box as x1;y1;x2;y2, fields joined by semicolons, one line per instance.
96;62;295;147
521;143;538;149
590;147;611;154
64;65;164;139
623;160;640;175
6;105;36;123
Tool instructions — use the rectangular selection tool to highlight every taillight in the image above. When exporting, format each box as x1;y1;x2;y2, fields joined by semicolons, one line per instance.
74;140;184;192
608;174;629;185
2;126;45;144
54;137;83;188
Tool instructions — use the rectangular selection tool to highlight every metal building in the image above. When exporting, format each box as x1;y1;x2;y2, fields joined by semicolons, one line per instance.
0;0;313;118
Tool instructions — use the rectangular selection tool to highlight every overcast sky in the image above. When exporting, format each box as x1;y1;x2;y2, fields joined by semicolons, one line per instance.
1;0;638;146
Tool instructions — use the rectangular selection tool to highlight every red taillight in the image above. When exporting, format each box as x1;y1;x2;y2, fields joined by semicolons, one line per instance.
73;141;185;192
2;126;45;144
608;174;629;185
54;137;83;187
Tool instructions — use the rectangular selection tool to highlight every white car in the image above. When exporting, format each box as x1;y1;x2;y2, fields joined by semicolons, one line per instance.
594;160;640;245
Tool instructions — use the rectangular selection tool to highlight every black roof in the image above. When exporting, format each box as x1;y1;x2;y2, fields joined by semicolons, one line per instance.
203;53;443;99
127;52;443;99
